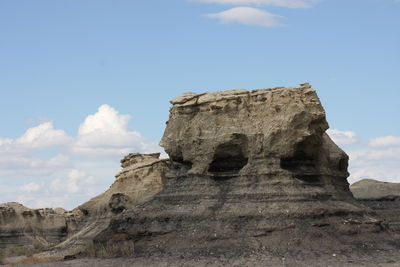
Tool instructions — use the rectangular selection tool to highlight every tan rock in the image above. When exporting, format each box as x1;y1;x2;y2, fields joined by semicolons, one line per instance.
0;202;82;247
95;85;398;257
79;153;169;216
51;153;169;254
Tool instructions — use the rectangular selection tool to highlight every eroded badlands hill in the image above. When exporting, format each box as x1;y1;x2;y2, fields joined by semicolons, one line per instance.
0;153;169;253
95;85;399;257
2;85;400;264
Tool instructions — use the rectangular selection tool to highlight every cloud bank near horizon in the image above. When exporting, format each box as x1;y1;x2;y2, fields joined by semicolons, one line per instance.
0;104;163;209
328;129;400;184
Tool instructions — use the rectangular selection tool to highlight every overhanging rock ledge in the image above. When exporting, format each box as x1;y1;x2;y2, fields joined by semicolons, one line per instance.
95;84;399;256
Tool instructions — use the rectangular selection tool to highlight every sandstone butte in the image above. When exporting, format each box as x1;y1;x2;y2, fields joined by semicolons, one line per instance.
1;84;400;261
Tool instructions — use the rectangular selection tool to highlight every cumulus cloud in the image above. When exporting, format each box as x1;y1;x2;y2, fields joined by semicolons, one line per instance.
71;104;161;157
0;104;164;209
368;136;400;147
206;7;283;27
327;129;359;146
16;122;71;149
0;122;71;155
194;0;318;8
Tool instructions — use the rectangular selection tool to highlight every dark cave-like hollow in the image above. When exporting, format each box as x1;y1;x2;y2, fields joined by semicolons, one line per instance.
208;141;248;175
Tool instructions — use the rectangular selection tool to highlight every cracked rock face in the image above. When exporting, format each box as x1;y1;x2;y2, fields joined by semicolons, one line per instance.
95;85;399;256
161;84;351;199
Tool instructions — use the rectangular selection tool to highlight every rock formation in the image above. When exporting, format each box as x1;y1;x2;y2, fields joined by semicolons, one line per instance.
0;203;82;248
351;179;400;200
51;153;169;253
3;84;400;263
79;153;169;217
95;85;398;257
0;153;169;253
351;179;400;232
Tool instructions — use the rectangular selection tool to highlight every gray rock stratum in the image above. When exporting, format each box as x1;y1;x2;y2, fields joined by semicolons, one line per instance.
0;153;169;253
0;203;82;248
95;85;400;257
50;153;169;255
351;179;400;232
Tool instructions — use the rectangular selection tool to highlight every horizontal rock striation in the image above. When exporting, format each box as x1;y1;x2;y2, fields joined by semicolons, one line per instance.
0;153;169;252
79;153;169;217
95;85;399;257
0;203;82;248
351;179;400;232
52;153;170;253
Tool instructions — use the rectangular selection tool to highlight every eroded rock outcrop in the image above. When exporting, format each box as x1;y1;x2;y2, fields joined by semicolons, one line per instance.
79;153;169;217
52;153;169;253
351;179;400;232
0;153;169;253
161;84;351;199
0;203;82;248
95;85;398;257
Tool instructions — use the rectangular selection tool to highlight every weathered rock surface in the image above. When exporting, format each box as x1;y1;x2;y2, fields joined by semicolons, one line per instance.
95;85;399;257
351;179;400;232
0;203;82;248
79;153;169;217
51;153;169;254
351;179;400;200
0;153;169;253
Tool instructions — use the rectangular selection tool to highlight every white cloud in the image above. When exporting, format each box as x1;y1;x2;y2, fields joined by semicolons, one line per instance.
347;142;400;184
16;122;71;149
327;129;359;146
0;154;70;179
0;122;71;158
194;0;319;8
71;104;162;157
325;130;400;184
51;169;94;194
20;182;41;193
206;7;283;27
348;147;400;184
368;136;400;147
0;104;164;209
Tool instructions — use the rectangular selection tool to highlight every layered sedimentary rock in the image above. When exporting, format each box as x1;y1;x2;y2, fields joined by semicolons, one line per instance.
0;153;169;252
351;179;400;232
0;203;82;247
79;153;169;217
96;85;397;256
53;153;169;252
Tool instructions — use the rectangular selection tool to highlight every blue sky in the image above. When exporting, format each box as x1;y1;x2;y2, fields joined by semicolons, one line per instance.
0;0;399;209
